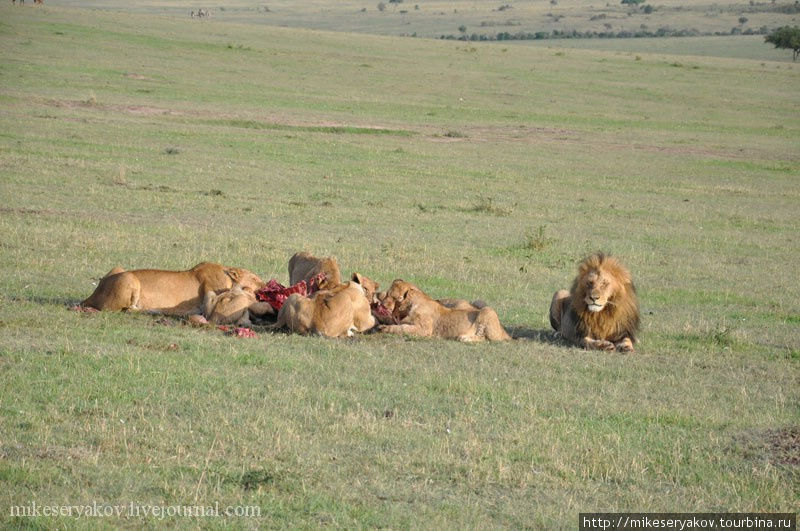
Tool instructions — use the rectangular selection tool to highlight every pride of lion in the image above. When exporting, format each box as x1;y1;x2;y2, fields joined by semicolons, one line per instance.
80;251;640;351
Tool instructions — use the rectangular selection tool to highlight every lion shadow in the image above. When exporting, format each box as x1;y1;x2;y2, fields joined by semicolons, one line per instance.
506;325;563;344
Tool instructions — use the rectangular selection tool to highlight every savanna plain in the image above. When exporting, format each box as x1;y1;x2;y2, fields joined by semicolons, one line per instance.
0;3;798;528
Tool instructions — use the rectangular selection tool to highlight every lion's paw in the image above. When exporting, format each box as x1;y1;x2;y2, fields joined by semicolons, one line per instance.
596;339;616;351
616;339;635;353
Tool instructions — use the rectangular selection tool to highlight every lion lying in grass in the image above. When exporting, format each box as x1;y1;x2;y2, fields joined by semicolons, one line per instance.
376;279;511;342
81;262;264;316
274;275;377;338
549;252;640;352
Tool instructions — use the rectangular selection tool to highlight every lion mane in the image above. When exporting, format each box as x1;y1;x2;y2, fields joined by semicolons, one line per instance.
569;252;640;344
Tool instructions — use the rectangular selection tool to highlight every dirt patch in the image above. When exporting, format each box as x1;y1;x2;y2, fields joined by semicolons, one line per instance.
35;98;417;131
428;136;464;143
762;426;800;466
737;426;799;467
123;104;180;116
38;98;182;117
123;72;153;81
33;97;418;134
428;125;581;144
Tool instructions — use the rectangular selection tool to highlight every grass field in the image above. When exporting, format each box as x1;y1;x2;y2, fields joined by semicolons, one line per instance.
523;34;798;61
1;3;798;528
54;0;800;60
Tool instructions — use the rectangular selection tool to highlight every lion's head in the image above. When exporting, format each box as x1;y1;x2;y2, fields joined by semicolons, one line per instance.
570;252;640;343
351;272;380;303
225;268;265;293
377;279;420;322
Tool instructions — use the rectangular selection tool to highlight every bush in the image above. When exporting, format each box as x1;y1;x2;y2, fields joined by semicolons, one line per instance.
438;24;763;42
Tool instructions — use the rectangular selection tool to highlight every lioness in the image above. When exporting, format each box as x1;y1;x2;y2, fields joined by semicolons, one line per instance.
376;280;511;342
203;284;274;325
288;251;341;291
274;276;377;338
81;262;264;315
437;298;486;311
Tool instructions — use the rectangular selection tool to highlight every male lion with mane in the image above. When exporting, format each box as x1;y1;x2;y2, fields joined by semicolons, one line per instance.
549;252;640;352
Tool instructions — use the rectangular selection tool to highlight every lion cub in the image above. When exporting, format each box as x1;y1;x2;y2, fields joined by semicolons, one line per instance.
376;280;511;342
203;284;274;326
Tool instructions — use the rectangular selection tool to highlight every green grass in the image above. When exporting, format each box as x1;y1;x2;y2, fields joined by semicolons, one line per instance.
49;0;800;64
1;4;798;528
524;34;799;62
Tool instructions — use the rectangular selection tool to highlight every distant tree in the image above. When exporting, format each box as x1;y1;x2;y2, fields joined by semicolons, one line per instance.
458;25;467;34
738;16;748;25
621;0;645;5
377;1;386;11
642;4;654;13
765;25;800;60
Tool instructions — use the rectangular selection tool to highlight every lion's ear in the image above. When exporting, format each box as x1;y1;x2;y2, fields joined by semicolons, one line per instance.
352;272;363;285
226;268;242;282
